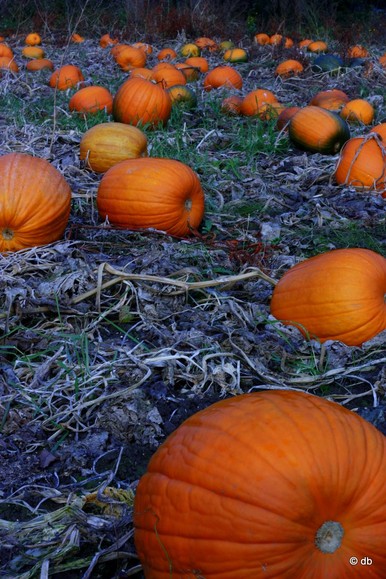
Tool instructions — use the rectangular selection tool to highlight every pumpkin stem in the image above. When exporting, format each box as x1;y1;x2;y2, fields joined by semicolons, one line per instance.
1;227;14;240
184;198;192;212
315;521;344;554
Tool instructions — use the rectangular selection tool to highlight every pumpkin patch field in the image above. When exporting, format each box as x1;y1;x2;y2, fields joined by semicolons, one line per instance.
0;8;386;578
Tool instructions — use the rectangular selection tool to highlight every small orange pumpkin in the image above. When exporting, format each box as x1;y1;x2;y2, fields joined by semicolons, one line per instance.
152;64;186;88
276;106;301;131
99;34;118;48
167;84;197;108
21;46;45;59
298;38;313;49
25;32;41;46
288;106;350;154
157;47;177;61
48;64;84;90
334;135;386;194
269;33;283;45
194;37;217;51
0;44;13;58
340;99;375;125
370;123;386;142
113;76;172;129
26;58;54;71
132;42;153;55
134;389;386;577
309;89;349;112
221;95;243;115
348;45;369;58
271;248;386;345
275;59;304;78
203;65;243;91
184;56;209;73
0;56;19;73
71;33;85;43
240;88;278;117
253;33;270;45
80;122;148;173
0;152;71;252
69;86;113;115
307;40;328;53
129;67;154;81
97;157;205;237
175;63;200;82
223;48;248;63
113;45;147;71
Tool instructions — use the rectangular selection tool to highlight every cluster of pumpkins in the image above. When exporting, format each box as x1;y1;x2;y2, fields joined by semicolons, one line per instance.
0;29;385;350
1;30;386;578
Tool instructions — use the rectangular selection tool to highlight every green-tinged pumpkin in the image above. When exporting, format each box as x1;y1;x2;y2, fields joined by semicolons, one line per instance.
289;106;350;154
167;84;197;108
223;48;248;63
180;43;200;57
0;152;71;252
113;76;172;129
312;54;344;74
80;122;148;173
270;248;386;346
97;157;205;236
134;389;386;578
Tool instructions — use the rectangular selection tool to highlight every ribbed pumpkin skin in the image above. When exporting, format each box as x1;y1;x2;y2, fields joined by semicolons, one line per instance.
289;106;350;154
97;157;205;236
203;66;243;91
240;88;278;117
48;64;84;90
270;248;386;345
0;153;71;252
69;86;113;115
334;136;386;193
80;122;148;173
134;390;386;578
113;77;172;129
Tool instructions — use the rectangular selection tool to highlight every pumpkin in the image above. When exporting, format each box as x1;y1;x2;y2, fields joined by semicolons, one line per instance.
334;135;386;195
203;65;243;91
21;46;45;59
271;248;386;345
180;43;200;57
221;95;243;115
113;76;172;129
223;48;248;63
379;53;386;68
113;45;147;71
167;84;197;108
134;389;386;577
240;88;278;117
97;157;205;237
80;122;147;173
157;47;177;61
25;32;41;46
370;123;386;142
194;37;217;51
340;99;375;125
288;106;350;154
298;38;313;48
26;58;54;71
184;56;209;73
152;64;186;88
0;152;71;253
307;40;328;53
131;42;153;55
269;33;283;45
0;56;19;73
312;54;344;74
348;45;369;58
71;33;85;43
175;62;200;82
275;59;304;78
129;66;154;80
69;86;113;115
0;44;13;58
276;106;301;131
253;33;270;45
218;40;234;52
48;64;84;90
99;34;118;48
309;89;349;111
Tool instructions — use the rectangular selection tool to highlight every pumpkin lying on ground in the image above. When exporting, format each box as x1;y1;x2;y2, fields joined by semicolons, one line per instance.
203;65;243;91
288;105;350;154
80;122;148;173
270;248;386;346
97;157;205;237
134;389;386;578
48;64;84;90
0;152;71;252
69;85;113;115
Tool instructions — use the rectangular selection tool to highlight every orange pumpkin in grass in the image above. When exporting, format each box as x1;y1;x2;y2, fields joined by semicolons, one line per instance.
0;153;71;252
21;46;45;59
203;65;243;91
26;58;54;71
157;47;177;61
113;45;147;71
134;389;386;577
0;44;13;58
223;48;248;63
113;76;172;129
152;64;186;88
129;67;154;81
97;157;205;237
276;106;301;131
184;56;209;73
69;86;113;115
307;40;328;53
175;62;200;82
99;33;118;48
25;32;41;46
348;44;369;58
48;64;84;90
271;248;386;345
80;122;148;173
288;106;350;154
309;89;349;112
132;42;153;55
334;135;386;195
221;95;243;115
253;33;270;45
340;99;375;125
275;59;304;78
240;88;278;117
0;56;19;73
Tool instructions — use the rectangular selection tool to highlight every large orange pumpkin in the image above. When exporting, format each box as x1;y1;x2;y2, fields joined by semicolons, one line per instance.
69;86;113;115
97;157;205;237
134;389;386;578
270;248;386;346
48;64;84;90
288;106;350;154
0;153;71;252
334;135;386;194
113;77;172;129
203;65;243;91
80;122;148;173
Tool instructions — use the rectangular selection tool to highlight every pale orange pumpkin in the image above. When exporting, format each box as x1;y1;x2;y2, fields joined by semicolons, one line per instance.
26;58;54;72
334;135;386;194
276;106;301;131
21;46;45;59
348;45;369;58
370;123;386;142
203;66;243;91
97;157;205;237
340;99;375;125
80;122;148;173
113;77;172;129
175;62;200;82
129;67;154;80
0;152;71;252
48;64;84;90
71;33;85;43
223;48;248;63
134;389;386;577
194;37;217;51
271;248;386;345
69;86;113;115
131;42;153;55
